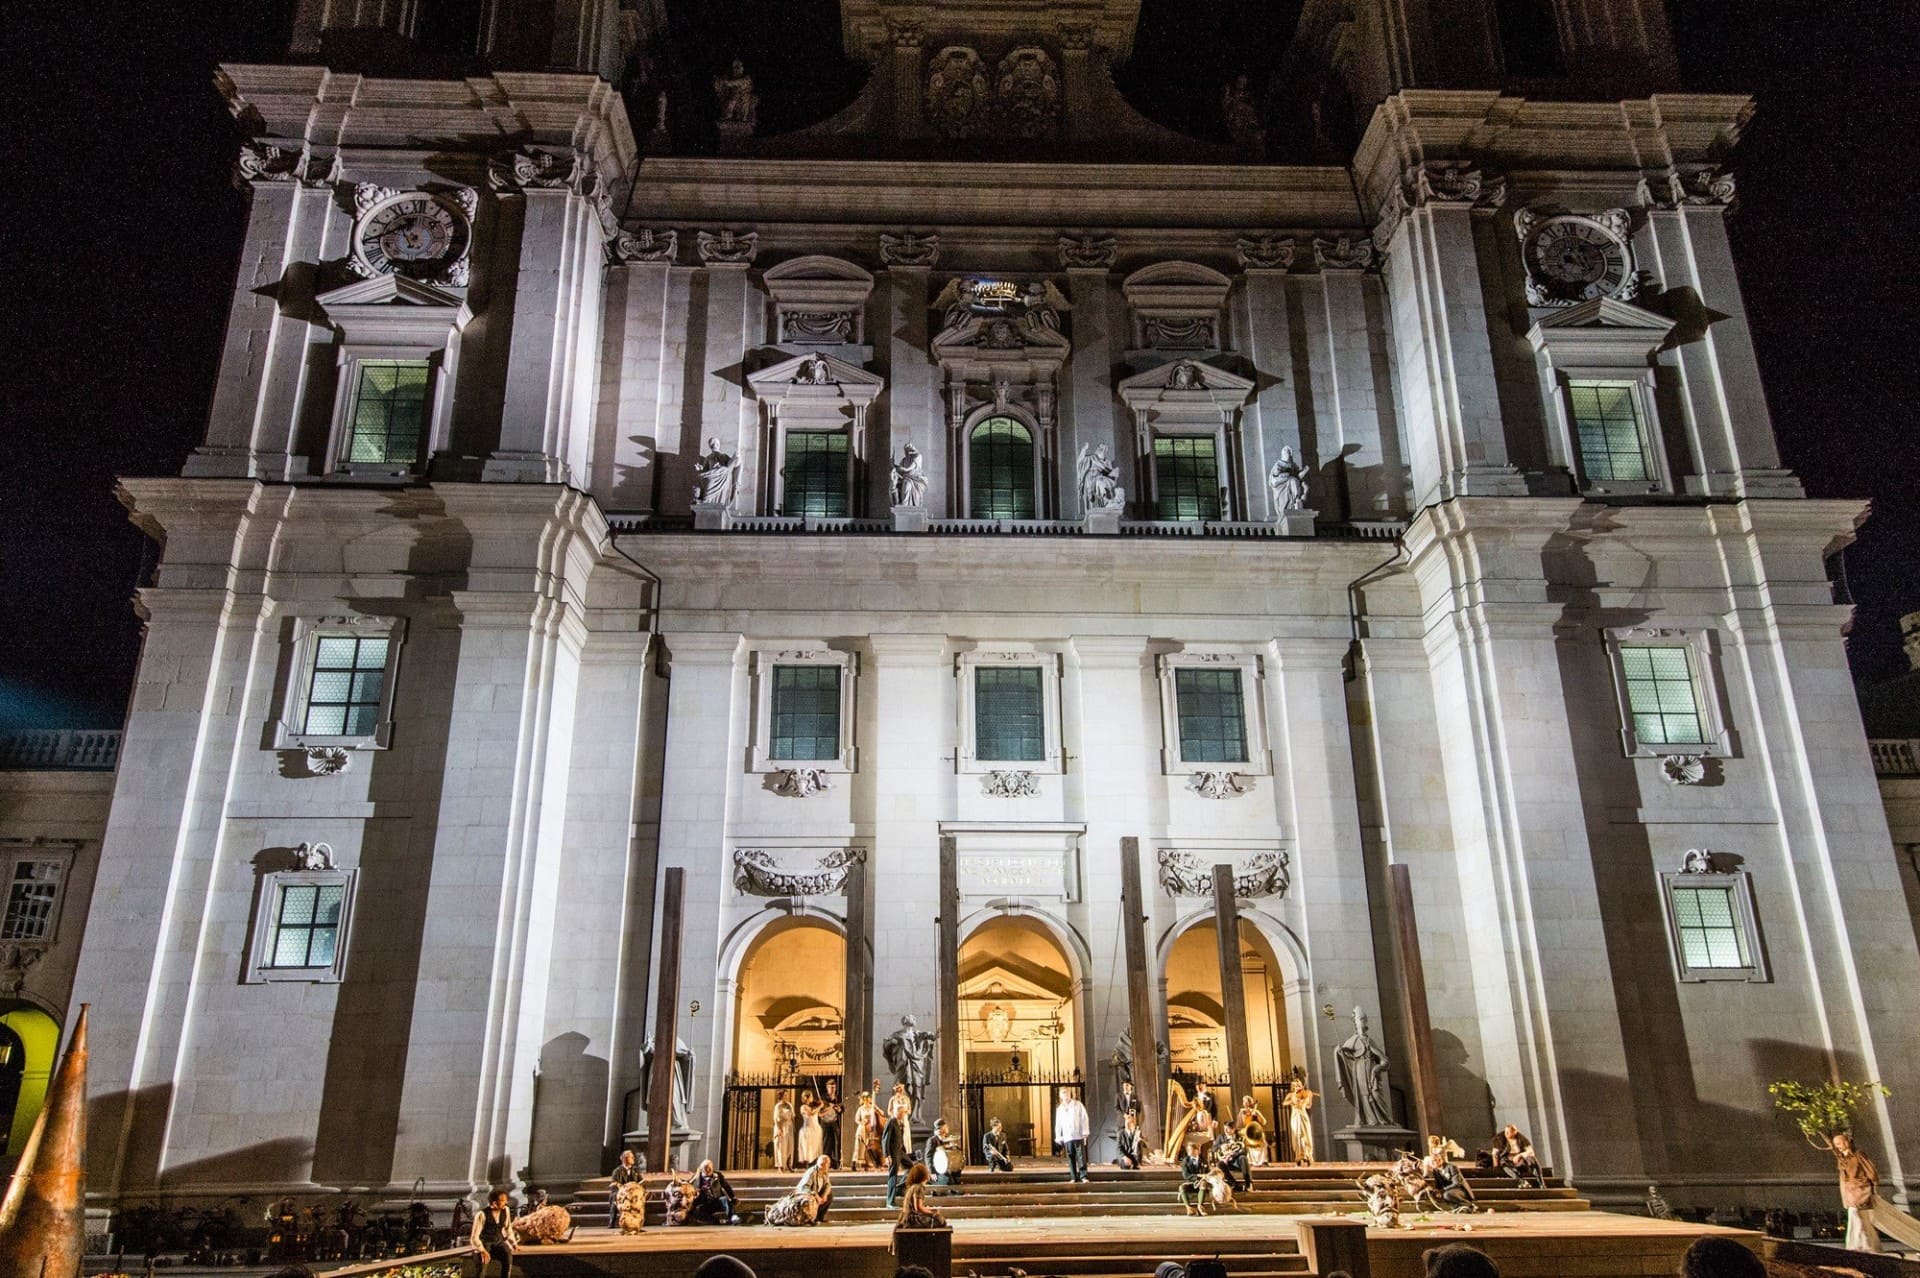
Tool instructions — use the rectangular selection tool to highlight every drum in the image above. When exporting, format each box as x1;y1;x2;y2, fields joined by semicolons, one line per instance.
932;1140;953;1177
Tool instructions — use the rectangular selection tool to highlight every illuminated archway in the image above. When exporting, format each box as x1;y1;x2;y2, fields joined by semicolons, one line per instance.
958;914;1080;1159
0;1002;61;1158
722;918;847;1170
1162;919;1293;1085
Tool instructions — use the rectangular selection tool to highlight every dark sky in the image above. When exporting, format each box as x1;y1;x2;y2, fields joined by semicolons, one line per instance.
3;1;1916;730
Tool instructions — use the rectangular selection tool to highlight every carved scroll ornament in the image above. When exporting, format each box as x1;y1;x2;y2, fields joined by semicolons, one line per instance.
732;846;867;896
1156;847;1290;899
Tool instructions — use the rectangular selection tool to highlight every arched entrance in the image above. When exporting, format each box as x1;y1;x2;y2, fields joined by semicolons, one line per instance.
1162;919;1298;1156
723;918;846;1169
0;1002;61;1158
958;915;1082;1161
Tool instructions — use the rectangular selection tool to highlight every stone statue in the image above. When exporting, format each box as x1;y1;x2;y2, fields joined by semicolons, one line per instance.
1333;1007;1392;1126
882;1014;936;1118
713;59;758;131
793;353;835;385
1168;360;1204;391
1268;446;1309;515
692;437;739;506
1021;280;1068;333
640;1037;697;1129
890;444;927;507
1076;443;1125;515
1222;73;1265;149
1112;1030;1134;1087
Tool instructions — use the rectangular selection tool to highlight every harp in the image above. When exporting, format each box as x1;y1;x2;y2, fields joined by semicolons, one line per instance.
1162;1077;1197;1164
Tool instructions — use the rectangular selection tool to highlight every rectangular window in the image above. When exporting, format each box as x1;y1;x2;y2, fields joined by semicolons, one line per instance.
1174;667;1248;764
1567;380;1652;484
0;858;63;942
266;880;346;969
1154;437;1221;521
975;666;1045;762
1619;645;1705;746
781;431;850;517
301;635;391;737
1669;884;1748;970
770;665;841;761
345;360;430;466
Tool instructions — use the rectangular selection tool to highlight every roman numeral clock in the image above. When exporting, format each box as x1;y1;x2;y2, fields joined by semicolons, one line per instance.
348;184;478;287
1515;208;1640;307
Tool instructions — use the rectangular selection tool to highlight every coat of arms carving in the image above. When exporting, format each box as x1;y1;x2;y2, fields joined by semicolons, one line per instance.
995;47;1060;140
926;47;990;139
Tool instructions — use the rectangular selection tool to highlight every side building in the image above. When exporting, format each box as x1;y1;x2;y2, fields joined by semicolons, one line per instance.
46;0;1920;1215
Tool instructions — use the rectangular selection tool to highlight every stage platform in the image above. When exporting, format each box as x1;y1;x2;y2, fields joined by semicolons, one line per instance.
505;1210;1764;1278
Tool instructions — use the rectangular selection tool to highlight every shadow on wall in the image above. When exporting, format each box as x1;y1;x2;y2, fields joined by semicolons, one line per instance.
1430;1028;1495;1141
529;1031;612;1186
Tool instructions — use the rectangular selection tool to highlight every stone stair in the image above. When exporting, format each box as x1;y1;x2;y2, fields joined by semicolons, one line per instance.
562;1162;1589;1229
952;1235;1313;1278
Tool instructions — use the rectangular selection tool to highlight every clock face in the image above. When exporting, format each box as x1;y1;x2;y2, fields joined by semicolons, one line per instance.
355;194;470;281
1523;216;1631;304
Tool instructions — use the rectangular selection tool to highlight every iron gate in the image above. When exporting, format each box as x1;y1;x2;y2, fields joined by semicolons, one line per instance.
717;1072;847;1171
961;1069;1084;1163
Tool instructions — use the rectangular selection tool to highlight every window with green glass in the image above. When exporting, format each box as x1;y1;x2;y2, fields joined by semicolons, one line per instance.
770;665;841;760
1619;645;1705;746
1567;380;1653;484
969;418;1036;520
302;634;390;737
267;880;346;969
975;666;1045;762
781;431;849;517
1669;884;1748;970
345;360;430;466
1174;667;1247;763
1154;436;1221;521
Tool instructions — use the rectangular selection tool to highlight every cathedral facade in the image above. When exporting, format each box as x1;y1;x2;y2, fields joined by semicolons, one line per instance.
64;0;1920;1212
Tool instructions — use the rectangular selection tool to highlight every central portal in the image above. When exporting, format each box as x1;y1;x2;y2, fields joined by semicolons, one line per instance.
958;915;1082;1162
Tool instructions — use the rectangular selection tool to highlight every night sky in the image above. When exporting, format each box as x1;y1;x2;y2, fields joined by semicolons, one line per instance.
3;1;1915;731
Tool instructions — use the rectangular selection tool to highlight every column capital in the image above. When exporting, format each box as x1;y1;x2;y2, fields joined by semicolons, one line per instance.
1268;635;1353;671
660;631;745;668
1068;634;1151;669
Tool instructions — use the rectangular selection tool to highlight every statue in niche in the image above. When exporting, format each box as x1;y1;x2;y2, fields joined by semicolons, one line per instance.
882;1014;937;1118
1268;446;1309;514
1333;1007;1392;1127
890;444;927;507
692;437;740;506
1076;443;1126;515
1222;73;1265;149
641;1037;697;1130
713;59;758;131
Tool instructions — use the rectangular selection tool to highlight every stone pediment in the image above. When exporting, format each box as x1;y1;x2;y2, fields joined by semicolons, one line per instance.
1527;296;1677;363
1117;358;1254;412
748;351;885;406
316;274;472;340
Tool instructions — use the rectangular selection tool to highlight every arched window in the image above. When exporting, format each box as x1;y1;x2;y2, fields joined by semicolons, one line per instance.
969;418;1036;520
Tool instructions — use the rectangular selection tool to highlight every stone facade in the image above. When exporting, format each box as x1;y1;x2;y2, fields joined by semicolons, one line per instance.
45;0;1920;1215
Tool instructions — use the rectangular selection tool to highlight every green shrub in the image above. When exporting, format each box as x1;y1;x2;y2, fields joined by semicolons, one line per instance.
1768;1078;1890;1150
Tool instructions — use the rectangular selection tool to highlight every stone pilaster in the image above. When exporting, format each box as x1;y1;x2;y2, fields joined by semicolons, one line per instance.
1063;268;1117;515
696;261;758;511
1236;267;1301;520
883;266;939;515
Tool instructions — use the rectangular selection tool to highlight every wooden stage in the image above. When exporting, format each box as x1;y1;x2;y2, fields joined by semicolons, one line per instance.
510;1204;1763;1278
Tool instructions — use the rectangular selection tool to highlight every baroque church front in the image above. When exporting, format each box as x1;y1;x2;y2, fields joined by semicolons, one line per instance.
64;0;1919;1212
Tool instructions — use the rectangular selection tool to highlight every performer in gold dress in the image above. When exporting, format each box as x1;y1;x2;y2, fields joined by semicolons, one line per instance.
1282;1074;1316;1166
1236;1096;1269;1166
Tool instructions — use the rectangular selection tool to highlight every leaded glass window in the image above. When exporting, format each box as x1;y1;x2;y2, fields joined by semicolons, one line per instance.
266;880;346;969
782;431;849;517
975;666;1045;762
1669;884;1748;970
302;634;390;737
1174;667;1247;763
1567;380;1653;484
1619;645;1705;746
1154;436;1221;521
345;360;430;466
0;859;62;942
969;418;1036;520
770;665;841;760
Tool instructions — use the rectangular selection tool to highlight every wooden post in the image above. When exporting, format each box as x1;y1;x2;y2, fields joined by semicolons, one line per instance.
646;867;685;1173
1211;864;1257;1124
1389;863;1443;1142
1118;837;1161;1145
937;836;962;1136
841;851;870;1101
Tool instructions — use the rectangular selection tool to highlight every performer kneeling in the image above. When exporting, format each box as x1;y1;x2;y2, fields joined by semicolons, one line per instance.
1115;1111;1144;1170
898;1163;947;1229
983;1117;1015;1172
926;1118;964;1186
